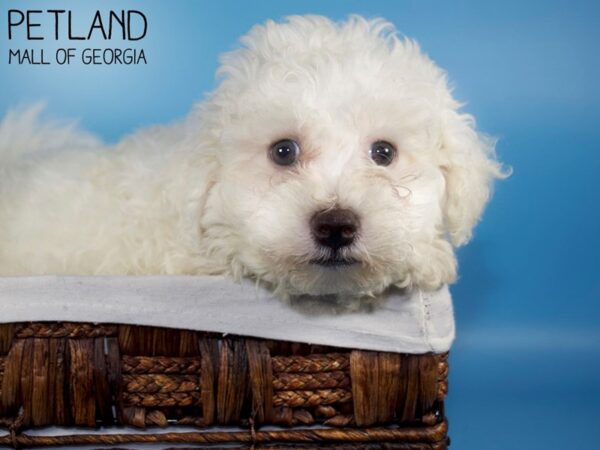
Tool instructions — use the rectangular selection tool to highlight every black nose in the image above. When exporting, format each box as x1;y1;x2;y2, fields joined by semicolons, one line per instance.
310;208;359;250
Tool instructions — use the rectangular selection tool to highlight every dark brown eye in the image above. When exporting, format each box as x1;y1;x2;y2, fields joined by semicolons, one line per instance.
270;139;300;166
370;140;396;166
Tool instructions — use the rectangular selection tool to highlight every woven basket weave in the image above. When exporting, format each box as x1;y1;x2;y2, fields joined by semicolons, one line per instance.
0;322;449;449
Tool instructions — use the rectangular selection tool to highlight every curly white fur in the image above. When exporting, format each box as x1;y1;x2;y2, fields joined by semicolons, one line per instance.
0;16;504;302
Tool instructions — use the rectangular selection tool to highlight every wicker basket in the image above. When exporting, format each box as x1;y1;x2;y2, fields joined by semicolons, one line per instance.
0;322;449;449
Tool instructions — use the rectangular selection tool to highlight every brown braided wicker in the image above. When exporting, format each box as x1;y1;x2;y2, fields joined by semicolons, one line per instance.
0;322;449;449
273;370;350;390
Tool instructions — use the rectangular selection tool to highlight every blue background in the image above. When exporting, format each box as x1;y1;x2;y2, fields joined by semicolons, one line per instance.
1;1;599;448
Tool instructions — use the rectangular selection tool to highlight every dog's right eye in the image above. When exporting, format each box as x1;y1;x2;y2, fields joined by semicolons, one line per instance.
270;139;300;166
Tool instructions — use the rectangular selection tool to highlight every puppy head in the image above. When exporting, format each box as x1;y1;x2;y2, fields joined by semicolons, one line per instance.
196;15;504;298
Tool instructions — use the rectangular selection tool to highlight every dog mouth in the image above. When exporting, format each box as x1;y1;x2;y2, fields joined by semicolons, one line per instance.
309;256;358;268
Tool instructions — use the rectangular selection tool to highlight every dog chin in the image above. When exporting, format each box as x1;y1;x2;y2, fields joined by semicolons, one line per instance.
278;262;388;298
278;266;396;313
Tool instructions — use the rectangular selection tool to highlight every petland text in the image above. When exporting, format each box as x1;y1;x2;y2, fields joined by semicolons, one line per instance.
6;9;147;65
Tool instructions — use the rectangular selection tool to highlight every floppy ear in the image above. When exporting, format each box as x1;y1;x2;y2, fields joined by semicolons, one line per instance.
440;110;505;246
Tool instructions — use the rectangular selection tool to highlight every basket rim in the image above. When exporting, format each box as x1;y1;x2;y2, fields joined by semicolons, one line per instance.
0;275;454;354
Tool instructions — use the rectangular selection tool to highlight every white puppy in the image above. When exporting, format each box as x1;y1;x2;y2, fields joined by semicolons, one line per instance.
0;16;503;304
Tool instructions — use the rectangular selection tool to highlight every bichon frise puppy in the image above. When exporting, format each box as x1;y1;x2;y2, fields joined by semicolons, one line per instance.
0;16;503;304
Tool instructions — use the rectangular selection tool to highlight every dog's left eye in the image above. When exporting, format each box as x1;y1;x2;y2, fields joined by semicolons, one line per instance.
370;141;396;166
270;139;300;166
